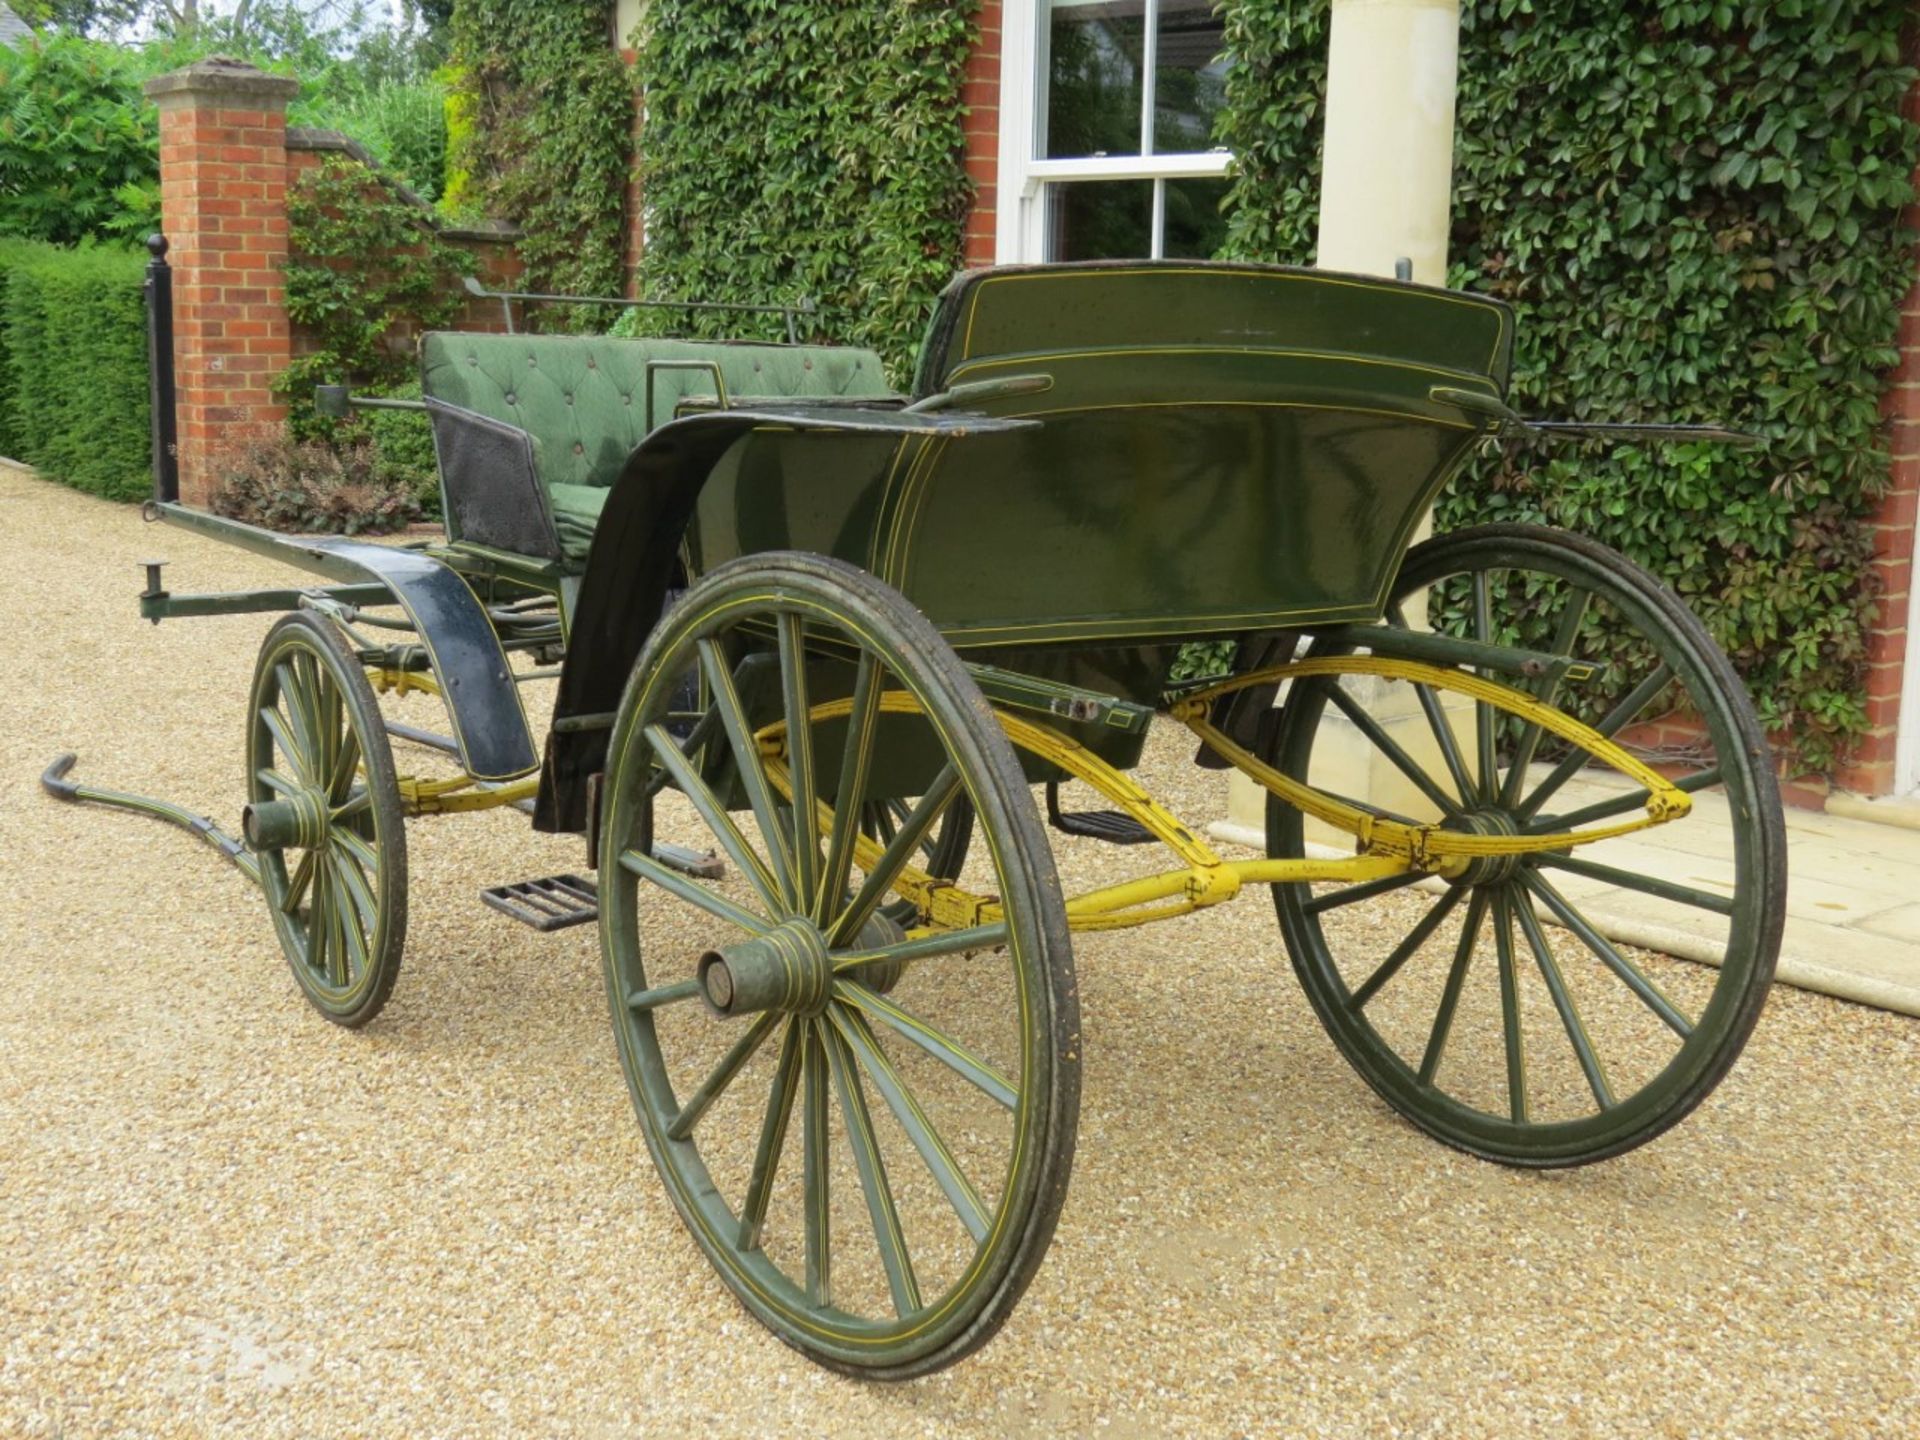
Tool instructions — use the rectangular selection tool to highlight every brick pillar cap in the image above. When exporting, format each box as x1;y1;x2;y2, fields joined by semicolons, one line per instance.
144;57;301;103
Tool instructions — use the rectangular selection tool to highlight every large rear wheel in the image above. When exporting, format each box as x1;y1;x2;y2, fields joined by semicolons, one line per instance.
1269;523;1784;1166
598;552;1078;1377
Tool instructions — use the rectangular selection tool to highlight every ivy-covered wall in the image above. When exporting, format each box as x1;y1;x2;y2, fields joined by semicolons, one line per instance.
1218;1;1919;774
446;0;633;306
629;0;980;378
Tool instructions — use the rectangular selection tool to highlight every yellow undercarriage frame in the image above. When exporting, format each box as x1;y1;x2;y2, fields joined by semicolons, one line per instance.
369;666;541;817
760;657;1691;939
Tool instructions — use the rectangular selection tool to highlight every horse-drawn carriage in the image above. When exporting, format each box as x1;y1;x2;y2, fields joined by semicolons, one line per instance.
48;254;1783;1376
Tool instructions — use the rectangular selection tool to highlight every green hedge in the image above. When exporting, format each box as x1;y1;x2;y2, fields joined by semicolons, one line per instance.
1217;0;1919;774
0;241;152;502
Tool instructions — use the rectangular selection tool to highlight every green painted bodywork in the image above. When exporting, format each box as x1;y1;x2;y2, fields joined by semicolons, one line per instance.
681;262;1513;657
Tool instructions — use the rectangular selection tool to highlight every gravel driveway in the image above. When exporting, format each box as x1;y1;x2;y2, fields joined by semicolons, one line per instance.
3;466;1917;1438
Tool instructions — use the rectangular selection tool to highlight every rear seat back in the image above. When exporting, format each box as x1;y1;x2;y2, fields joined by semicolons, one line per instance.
421;331;893;488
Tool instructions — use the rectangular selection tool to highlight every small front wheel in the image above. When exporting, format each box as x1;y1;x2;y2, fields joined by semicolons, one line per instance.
245;612;408;1027
599;553;1079;1378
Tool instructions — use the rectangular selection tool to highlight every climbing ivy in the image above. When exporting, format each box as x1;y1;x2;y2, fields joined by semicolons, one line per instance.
631;0;979;380
1217;0;1918;775
445;0;633;309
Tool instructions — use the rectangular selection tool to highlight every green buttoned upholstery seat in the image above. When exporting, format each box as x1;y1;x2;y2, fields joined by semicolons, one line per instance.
420;332;897;564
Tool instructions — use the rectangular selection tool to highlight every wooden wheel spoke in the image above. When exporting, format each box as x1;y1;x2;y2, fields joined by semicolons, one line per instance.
830;921;1010;972
306;861;332;984
1387;602;1477;804
329;853;371;979
621;847;768;936
1324;682;1463;818
1418;889;1487;1086
277;661;324;779
830;1006;989;1244
1511;888;1615;1110
777;613;821;917
280;847;316;915
329;844;379;935
1537;765;1723;833
1492;890;1528;1123
256;766;302;799
1535;852;1735;916
643;708;721;803
831;766;962;946
697;638;798;908
325;725;362;805
1520;662;1673;819
1521;871;1693;1037
818;652;884;923
801;1021;832;1306
836;980;1017;1109
1499;586;1590;807
260;705;312;784
1472;570;1499;803
1349;888;1464;1010
737;1019;804;1251
331;826;380;878
331;788;373;824
626;979;702;1012
1303;870;1424;916
643;724;782;914
667;1011;780;1141
823;1019;922;1317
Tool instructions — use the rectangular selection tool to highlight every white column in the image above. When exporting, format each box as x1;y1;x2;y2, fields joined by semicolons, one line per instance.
1216;0;1463;845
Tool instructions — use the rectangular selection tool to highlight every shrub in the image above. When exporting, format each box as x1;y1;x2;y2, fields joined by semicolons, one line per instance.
0;238;150;500
363;382;442;520
210;430;419;536
0;35;160;245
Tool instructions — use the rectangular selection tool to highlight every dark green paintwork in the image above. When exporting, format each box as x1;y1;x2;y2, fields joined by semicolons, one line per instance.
682;262;1513;651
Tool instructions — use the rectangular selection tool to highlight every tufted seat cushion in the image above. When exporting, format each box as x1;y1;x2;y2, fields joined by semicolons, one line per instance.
420;332;897;562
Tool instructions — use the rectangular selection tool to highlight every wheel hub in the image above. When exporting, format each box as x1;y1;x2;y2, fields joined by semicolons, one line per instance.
242;788;330;851
698;918;833;1017
1443;807;1524;887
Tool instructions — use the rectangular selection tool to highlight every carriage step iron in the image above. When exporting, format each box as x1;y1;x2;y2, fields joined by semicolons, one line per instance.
482;874;599;931
1044;781;1155;846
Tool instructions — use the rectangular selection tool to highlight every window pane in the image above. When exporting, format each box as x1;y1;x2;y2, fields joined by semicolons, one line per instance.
1045;180;1153;261
1161;176;1230;259
1153;0;1229;153
1045;0;1145;159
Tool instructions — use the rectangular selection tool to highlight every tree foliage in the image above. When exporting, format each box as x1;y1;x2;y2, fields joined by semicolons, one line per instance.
1218;0;1919;772
631;0;979;378
0;36;159;243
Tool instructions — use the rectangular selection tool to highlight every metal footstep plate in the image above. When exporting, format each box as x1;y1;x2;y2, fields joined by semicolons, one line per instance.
1044;781;1155;846
482;874;599;931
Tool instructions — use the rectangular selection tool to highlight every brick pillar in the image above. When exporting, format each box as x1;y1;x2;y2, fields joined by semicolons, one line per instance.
144;59;299;508
1836;66;1920;799
962;1;1004;268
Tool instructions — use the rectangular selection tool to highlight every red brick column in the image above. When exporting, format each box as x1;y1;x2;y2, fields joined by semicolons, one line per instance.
1834;69;1920;798
143;59;299;508
962;1;1005;268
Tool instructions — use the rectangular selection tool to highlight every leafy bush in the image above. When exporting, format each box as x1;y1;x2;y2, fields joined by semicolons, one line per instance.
363;381;441;519
0;238;150;500
0;35;160;244
280;155;467;437
1216;0;1918;774
210;431;419;535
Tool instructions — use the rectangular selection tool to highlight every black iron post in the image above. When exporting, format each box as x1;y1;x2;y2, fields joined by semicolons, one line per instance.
144;234;179;504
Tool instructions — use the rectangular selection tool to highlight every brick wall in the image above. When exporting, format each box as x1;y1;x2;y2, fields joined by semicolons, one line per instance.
962;1;1004;268
145;60;525;508
1830;62;1920;801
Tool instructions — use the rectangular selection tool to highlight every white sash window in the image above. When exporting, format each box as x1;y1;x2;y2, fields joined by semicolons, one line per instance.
996;0;1235;263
